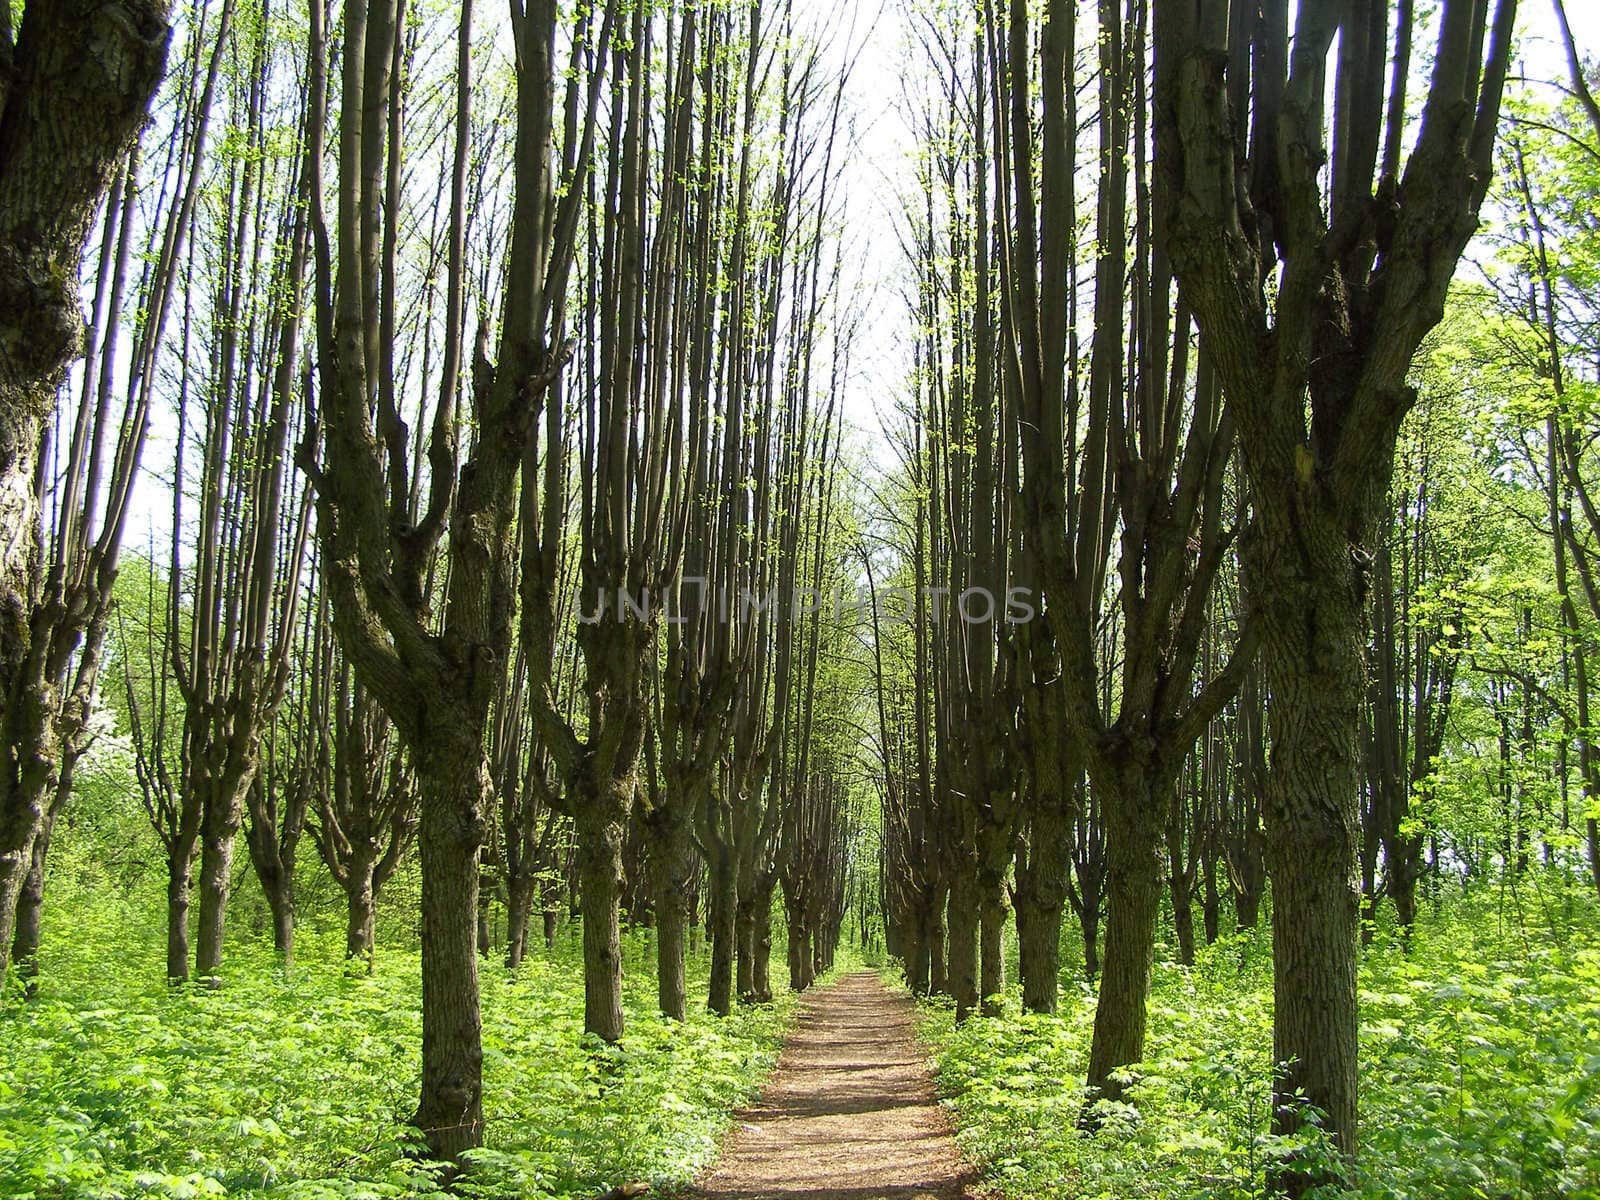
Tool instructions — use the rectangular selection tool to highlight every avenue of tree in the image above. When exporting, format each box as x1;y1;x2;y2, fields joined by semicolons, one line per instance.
4;0;1600;1196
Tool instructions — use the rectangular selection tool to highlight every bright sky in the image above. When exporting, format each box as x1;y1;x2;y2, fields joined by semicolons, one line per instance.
110;0;1600;555
827;0;1600;472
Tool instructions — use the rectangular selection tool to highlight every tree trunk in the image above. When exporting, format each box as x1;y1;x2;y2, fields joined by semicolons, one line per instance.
945;867;979;1020
166;836;198;983
1080;902;1101;980
575;788;627;1042
345;858;377;967
194;779;248;978
0;1;172;983
11;822;48;982
750;876;774;1002
1255;511;1366;1175
645;778;696;1017
1201;852;1220;945
411;747;487;1161
10;762;69;985
1234;882;1261;931
1015;889;1064;1014
1171;868;1195;967
707;849;737;1016
505;871;535;969
270;889;294;967
793;922;814;991
1017;801;1072;1014
927;885;948;995
1589;815;1600;904
735;893;756;1001
476;880;491;957
0;692;55;982
978;869;1007;1015
1083;792;1163;1112
652;856;689;1021
902;893;931;995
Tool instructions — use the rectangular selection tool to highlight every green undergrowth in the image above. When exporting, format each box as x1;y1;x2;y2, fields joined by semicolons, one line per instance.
0;885;797;1200
913;886;1600;1200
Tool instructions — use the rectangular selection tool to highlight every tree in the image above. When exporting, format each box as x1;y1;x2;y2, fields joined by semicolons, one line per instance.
0;0;172;981
518;0;690;1043
994;0;1251;1097
1152;0;1516;1179
301;0;611;1159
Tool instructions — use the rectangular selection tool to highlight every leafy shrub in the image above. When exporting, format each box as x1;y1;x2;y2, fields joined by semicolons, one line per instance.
915;890;1600;1200
0;889;793;1200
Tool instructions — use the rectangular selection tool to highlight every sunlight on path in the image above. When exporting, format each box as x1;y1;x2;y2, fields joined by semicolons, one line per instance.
691;972;975;1200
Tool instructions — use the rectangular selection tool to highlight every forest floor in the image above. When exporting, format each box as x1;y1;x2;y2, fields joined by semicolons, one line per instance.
689;971;977;1200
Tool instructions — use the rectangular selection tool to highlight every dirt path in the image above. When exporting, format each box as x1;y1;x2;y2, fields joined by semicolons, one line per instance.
690;971;976;1200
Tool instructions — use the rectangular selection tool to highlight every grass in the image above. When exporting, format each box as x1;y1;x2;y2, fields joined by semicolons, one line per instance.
912;882;1600;1200
0;873;797;1200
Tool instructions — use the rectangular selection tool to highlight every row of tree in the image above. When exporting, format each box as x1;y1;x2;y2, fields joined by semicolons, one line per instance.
862;1;1536;1195
0;0;872;1166
10;0;1600;1195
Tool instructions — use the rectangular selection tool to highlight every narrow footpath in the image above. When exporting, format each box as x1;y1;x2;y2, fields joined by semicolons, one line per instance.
691;972;977;1200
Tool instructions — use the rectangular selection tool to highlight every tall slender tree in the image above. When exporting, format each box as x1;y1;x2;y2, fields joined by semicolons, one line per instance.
302;0;612;1159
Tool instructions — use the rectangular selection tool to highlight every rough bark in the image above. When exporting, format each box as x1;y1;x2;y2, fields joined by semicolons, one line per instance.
10;759;68;982
194;774;251;977
411;740;488;1158
1083;776;1165;1112
646;779;695;1020
945;862;979;1020
165;837;197;982
345;862;377;963
574;776;630;1042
